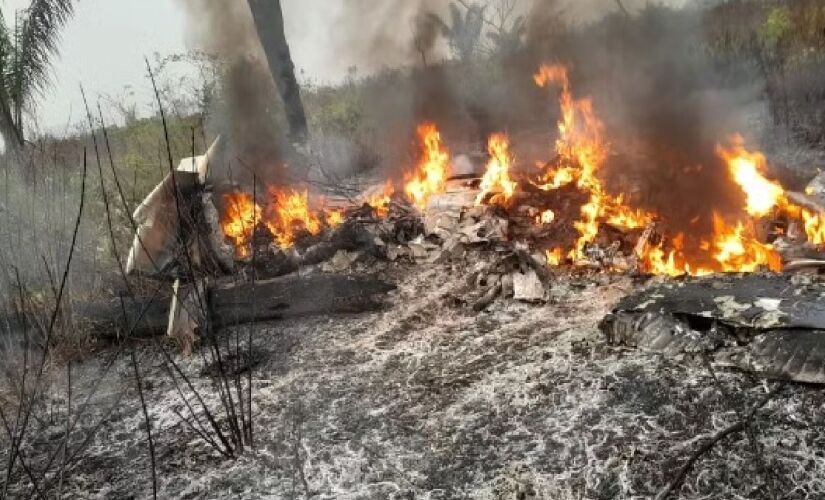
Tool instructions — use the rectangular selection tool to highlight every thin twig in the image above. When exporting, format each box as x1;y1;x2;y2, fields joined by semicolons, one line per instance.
129;349;157;499
80;86;132;295
655;383;785;500
7;149;87;497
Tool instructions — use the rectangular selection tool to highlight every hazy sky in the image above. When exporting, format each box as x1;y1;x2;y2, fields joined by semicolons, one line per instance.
3;0;359;132
2;0;686;133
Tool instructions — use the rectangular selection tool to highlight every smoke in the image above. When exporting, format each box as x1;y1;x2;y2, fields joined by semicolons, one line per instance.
175;0;285;185
553;4;762;262
328;0;447;74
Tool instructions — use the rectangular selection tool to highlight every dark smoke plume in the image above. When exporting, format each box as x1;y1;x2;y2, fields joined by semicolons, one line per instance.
175;0;286;185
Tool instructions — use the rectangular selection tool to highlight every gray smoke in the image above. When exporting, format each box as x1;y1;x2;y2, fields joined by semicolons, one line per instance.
175;0;286;185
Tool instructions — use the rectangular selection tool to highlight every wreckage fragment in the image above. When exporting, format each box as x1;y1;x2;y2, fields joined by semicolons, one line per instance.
126;138;224;277
601;273;825;384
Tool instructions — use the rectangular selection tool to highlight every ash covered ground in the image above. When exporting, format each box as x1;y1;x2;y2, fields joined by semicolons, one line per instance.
4;262;825;500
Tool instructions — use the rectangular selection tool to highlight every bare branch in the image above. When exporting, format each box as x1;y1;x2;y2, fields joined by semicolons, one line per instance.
655;383;785;500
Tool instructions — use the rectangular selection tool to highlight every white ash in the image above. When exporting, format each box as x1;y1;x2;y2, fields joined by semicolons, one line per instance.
2;264;825;499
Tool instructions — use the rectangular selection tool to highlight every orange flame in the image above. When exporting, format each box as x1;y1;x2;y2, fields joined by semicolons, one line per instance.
712;214;782;272
265;189;322;248
405;123;451;211
717;136;784;217
221;192;262;259
366;181;395;218
719;135;825;248
803;210;825;244
326;209;345;227
546;247;563;266
641;234;713;277
534;63;647;260
533;65;791;274
476;133;518;206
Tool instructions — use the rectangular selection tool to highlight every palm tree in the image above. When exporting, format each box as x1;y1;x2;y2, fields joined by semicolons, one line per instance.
429;2;487;61
247;0;308;145
0;0;74;159
487;15;526;57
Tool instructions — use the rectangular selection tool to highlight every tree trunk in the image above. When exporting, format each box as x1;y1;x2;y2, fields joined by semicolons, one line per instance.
0;97;24;161
247;0;308;145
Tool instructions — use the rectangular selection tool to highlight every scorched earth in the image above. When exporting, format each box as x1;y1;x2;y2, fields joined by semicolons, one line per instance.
15;260;825;500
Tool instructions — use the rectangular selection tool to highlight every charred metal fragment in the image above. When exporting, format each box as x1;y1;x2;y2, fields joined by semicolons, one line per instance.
601;273;825;384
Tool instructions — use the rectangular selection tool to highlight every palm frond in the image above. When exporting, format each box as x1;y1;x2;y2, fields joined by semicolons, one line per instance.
448;2;464;38
425;12;450;38
16;0;75;97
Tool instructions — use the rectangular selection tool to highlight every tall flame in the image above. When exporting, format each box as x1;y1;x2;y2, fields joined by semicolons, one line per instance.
717;136;784;217
476;133;518;206
534;64;651;260
405;123;451;211
221;192;262;259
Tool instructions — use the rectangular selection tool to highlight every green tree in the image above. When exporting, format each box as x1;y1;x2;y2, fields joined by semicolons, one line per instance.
0;1;75;159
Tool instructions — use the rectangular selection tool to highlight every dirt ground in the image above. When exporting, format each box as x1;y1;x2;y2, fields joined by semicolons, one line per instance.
3;258;825;500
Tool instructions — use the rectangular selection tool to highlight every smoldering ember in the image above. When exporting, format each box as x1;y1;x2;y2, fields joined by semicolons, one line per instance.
3;1;825;499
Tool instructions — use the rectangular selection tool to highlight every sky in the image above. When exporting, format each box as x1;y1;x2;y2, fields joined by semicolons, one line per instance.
2;0;690;133
2;0;358;132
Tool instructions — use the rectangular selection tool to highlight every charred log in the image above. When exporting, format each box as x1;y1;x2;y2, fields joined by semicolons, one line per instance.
76;273;394;340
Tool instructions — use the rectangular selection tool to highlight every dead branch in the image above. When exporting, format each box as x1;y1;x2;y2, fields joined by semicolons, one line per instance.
700;356;779;496
614;0;630;18
655;383;785;500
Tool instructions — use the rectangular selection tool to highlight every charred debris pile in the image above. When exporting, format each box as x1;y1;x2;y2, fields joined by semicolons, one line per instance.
108;63;825;386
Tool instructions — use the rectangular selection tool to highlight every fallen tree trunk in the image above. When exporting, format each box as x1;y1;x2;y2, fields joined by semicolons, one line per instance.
75;273;394;340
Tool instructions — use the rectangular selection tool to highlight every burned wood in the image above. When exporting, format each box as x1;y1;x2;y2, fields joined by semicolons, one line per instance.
209;273;393;327
473;284;502;312
75;273;394;340
246;222;379;278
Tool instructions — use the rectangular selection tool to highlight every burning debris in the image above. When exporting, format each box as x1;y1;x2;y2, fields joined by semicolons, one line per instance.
208;63;825;285
120;62;825;386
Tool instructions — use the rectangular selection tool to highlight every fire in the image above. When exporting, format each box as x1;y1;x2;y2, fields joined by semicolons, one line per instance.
534;63;646;260
538;210;555;225
366;181;395;218
215;66;824;278
606;206;654;230
719;136;825;247
643;244;683;277
221;192;262;258
803;211;825;244
265;189;322;248
326;209;345;227
546;247;563;266
532;65;798;274
711;214;782;272
476;133;518;206
404;123;451;211
717;136;784;217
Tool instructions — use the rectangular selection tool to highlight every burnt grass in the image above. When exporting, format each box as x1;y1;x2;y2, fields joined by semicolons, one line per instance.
3;263;825;499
